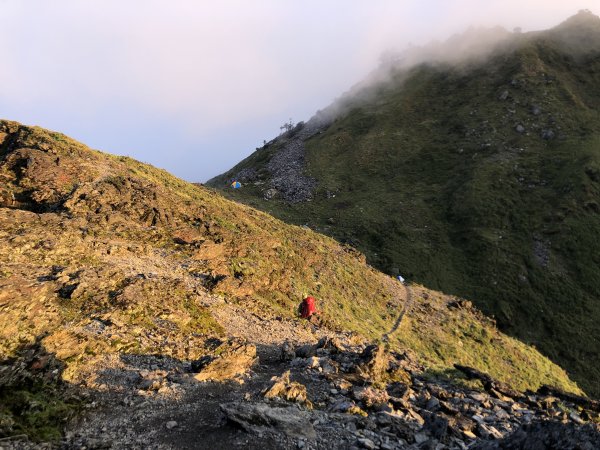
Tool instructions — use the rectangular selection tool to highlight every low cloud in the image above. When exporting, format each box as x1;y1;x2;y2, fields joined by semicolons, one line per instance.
0;0;597;180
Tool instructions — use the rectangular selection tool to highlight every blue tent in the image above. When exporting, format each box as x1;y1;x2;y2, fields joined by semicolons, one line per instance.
231;181;242;189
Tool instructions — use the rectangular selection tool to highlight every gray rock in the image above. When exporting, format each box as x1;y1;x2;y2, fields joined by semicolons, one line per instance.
423;413;449;440
472;414;485;424
515;124;525;133
569;411;585;425
494;409;511;421
541;129;555;140
426;397;440;411
414;432;429;444
357;437;376;449
476;423;503;439
328;399;357;413
290;357;306;368
220;402;317;440
469;392;488;403
264;188;278;200
165;420;177;430
281;341;295;361
375;412;393;426
295;344;317;358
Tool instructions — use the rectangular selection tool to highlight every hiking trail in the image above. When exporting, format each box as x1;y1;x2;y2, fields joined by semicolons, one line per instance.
382;283;414;344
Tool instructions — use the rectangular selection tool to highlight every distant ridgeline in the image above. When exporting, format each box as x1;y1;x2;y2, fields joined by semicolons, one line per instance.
208;11;600;397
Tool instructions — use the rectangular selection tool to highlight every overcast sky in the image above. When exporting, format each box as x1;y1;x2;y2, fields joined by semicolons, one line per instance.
0;1;597;181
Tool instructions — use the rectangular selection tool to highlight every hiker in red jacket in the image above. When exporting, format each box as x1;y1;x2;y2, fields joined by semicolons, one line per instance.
299;295;318;319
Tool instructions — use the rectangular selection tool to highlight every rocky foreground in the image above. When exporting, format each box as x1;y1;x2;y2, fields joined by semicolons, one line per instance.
2;321;599;450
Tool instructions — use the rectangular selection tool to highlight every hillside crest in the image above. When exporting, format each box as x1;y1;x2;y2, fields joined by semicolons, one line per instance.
2;119;596;446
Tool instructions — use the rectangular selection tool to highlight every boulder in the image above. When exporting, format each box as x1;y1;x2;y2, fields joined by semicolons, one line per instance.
356;345;389;382
220;402;316;439
295;343;318;358
280;340;295;361
355;344;411;384
264;188;278;200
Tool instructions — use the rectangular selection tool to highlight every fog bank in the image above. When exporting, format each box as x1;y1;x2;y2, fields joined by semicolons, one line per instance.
0;1;597;181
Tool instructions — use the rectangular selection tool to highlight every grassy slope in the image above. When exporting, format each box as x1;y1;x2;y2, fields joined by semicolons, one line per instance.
209;17;600;396
0;119;582;439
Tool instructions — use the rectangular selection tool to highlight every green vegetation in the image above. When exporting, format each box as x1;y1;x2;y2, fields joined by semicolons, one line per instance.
209;14;600;396
0;381;79;442
0;343;80;443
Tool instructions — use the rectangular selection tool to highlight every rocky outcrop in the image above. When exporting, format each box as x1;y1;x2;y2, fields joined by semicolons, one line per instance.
192;338;257;382
264;370;311;406
212;338;600;449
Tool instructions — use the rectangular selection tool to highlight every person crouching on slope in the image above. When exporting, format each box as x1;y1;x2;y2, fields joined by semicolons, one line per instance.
298;295;319;321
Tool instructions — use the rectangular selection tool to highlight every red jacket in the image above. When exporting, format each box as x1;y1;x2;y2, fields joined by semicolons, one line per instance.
299;296;317;318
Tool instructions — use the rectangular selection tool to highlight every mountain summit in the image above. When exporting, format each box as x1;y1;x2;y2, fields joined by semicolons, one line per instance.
208;12;600;397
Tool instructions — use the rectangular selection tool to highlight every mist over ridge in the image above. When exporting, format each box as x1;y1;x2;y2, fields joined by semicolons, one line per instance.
0;1;598;181
320;9;600;126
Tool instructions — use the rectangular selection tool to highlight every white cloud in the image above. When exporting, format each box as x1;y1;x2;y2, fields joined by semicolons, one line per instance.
0;0;597;180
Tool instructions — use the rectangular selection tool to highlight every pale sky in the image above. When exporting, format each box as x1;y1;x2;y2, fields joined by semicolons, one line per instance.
0;1;597;181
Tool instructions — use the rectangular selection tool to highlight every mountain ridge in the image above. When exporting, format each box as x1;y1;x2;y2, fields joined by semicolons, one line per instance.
0;119;591;445
207;11;600;397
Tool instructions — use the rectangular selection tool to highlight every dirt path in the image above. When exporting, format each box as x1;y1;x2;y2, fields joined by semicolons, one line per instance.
382;283;413;343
